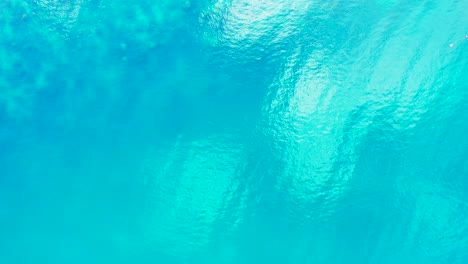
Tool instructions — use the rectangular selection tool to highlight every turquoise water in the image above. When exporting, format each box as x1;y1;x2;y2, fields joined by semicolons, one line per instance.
1;0;468;263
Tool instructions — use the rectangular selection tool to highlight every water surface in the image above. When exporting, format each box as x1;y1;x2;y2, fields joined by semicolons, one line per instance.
1;0;468;263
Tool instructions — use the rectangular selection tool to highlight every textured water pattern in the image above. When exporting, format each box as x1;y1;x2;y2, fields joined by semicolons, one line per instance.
1;0;468;263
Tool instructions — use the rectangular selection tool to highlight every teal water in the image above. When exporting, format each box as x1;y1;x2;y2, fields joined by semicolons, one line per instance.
1;0;468;263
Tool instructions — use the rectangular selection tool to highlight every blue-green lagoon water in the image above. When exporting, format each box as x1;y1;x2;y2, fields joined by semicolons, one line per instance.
1;0;468;263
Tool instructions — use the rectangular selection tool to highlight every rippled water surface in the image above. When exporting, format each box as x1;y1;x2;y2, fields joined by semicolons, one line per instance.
1;0;468;263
